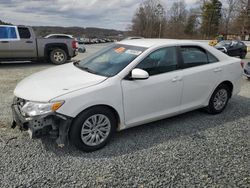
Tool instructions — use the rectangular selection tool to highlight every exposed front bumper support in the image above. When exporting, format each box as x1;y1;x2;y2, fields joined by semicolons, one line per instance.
11;104;73;147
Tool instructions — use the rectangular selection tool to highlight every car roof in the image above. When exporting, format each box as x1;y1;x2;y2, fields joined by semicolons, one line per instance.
117;38;233;61
118;38;206;48
45;34;73;38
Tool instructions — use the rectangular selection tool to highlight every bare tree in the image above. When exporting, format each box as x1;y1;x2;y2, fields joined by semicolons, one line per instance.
166;0;188;38
222;0;238;35
230;0;250;37
130;0;166;38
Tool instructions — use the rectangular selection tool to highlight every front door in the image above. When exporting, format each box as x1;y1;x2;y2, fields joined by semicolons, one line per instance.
0;25;19;58
121;46;183;126
9;27;36;58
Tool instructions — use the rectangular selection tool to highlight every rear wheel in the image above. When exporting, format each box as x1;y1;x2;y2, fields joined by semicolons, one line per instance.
49;48;67;65
206;84;230;114
69;107;116;152
240;51;246;59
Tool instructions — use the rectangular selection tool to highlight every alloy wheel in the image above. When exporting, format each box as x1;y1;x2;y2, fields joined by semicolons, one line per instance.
81;114;111;146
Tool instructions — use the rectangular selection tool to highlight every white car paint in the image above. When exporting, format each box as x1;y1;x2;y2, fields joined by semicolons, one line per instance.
14;63;107;102
14;39;242;131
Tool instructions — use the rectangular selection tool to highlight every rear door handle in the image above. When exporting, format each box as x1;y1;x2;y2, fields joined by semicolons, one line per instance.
213;68;222;73
1;41;9;43
26;41;33;43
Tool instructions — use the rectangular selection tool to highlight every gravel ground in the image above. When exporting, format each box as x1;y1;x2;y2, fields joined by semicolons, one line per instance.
0;44;250;187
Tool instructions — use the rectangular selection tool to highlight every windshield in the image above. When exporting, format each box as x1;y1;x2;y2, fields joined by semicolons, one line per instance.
74;44;146;77
215;41;232;48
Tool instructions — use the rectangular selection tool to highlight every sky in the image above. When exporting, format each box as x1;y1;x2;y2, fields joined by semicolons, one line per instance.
0;0;198;31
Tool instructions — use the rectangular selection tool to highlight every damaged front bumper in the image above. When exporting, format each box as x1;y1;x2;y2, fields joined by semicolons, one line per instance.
11;102;72;147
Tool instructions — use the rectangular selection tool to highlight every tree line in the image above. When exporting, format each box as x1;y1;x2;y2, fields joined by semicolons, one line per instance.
0;19;12;25
129;0;250;40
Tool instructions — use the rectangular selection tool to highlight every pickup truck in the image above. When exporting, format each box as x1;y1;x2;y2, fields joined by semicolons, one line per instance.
0;25;78;64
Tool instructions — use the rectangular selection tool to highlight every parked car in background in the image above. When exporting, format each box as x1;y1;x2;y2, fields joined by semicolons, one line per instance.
215;40;247;59
0;25;78;64
12;39;242;152
78;44;86;53
44;34;73;39
123;36;144;40
243;62;250;79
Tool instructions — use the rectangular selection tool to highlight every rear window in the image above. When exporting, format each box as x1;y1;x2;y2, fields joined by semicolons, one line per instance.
181;46;218;68
0;26;19;41
18;27;31;39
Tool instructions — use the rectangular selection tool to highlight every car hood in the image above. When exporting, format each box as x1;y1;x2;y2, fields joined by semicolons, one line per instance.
14;63;107;102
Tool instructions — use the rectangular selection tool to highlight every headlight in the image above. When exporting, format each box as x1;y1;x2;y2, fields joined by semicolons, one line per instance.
21;101;64;117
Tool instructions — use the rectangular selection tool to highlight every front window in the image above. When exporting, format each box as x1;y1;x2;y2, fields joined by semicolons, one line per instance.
0;25;19;41
136;47;178;76
75;44;146;77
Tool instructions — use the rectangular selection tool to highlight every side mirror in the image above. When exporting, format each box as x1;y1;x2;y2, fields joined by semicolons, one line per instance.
131;68;149;80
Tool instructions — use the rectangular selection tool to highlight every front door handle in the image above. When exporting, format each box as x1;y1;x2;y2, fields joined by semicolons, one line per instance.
26;41;33;43
1;41;9;43
213;68;222;73
172;76;182;82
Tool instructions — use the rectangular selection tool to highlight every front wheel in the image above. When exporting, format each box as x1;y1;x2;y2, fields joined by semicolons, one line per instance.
206;84;230;114
69;107;116;152
49;48;67;65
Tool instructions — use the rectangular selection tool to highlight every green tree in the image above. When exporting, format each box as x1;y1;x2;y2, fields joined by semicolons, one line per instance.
0;19;12;25
201;0;222;38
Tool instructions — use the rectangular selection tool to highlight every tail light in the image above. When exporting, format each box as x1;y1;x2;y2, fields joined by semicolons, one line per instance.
72;40;78;49
240;61;245;69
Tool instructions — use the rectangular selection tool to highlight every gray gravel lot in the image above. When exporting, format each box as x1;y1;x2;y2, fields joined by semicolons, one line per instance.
0;44;250;187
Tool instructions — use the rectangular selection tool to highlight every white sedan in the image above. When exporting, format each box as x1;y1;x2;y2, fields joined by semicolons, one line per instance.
12;39;243;151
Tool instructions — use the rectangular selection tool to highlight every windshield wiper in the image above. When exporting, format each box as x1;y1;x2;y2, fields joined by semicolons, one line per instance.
80;67;97;74
74;62;97;74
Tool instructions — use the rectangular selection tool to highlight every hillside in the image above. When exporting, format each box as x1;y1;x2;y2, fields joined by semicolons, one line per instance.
33;26;125;38
0;19;125;38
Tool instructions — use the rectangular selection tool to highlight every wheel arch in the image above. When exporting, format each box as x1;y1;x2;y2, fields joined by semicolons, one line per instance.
44;43;69;58
216;80;234;98
73;104;121;130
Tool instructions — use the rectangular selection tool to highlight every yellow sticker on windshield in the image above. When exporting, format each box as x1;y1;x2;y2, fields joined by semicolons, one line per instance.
114;47;126;53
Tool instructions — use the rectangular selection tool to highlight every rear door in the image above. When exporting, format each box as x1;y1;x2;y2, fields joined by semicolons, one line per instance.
228;42;239;56
179;46;222;111
0;25;19;58
9;27;37;58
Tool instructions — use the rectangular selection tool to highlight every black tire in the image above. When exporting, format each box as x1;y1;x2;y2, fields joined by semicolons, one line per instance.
49;48;67;65
78;47;86;53
69;107;117;152
240;52;246;59
206;84;230;114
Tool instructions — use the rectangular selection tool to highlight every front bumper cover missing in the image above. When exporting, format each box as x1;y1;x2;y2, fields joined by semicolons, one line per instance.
11;103;72;147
